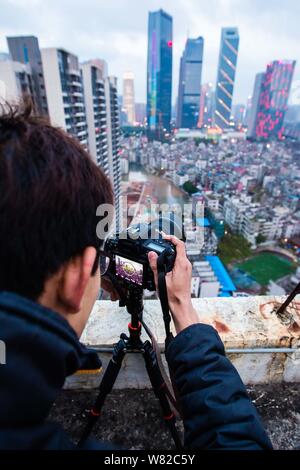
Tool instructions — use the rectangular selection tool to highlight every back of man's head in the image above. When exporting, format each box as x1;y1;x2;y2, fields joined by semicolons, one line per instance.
0;101;113;300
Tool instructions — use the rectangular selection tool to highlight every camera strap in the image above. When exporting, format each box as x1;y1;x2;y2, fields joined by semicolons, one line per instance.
157;254;172;340
156;254;183;418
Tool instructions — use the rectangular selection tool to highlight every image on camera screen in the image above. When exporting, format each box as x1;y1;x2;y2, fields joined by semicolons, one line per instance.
115;255;143;285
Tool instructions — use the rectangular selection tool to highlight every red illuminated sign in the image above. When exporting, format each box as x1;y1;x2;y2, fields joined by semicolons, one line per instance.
167;41;173;47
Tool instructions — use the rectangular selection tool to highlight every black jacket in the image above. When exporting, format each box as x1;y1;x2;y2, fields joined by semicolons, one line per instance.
166;324;272;449
0;291;272;450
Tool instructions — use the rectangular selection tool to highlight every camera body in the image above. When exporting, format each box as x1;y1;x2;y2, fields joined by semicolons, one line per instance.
103;223;176;291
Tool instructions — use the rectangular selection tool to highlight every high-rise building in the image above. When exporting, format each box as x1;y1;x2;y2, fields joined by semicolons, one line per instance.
233;103;245;127
247;60;295;140
81;60;121;227
177;37;204;129
214;27;239;130
41;48;88;147
105;76;121;228
198;82;214;128
147;9;172;139
81;60;109;173
247;73;265;138
135;103;146;124
123;71;136;125
7;36;48;115
0;58;34;103
243;94;252;127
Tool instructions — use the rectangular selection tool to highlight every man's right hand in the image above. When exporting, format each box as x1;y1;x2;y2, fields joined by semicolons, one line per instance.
148;235;199;334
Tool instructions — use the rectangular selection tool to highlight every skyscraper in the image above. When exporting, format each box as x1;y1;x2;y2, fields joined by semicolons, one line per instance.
233;104;245;127
81;60;121;228
123;71;136;125
247;60;295;140
41;48;88;147
81;60;109;172
198;82;214;128
135;103;146;124
247;73;265;138
243;94;252;127
147;9;172;139
177;37;204;129
214;27;239;130
105;76;121;228
7;36;48;115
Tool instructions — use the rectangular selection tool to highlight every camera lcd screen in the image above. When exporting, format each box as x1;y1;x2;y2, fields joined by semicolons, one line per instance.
115;255;143;285
146;242;165;253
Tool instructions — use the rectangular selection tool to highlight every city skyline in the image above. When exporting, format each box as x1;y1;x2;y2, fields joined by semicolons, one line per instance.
0;0;299;106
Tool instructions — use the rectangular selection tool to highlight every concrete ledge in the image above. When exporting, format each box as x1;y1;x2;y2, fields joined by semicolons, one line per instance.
65;295;300;389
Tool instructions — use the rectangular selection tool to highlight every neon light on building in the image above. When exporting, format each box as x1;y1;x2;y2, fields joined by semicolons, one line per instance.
248;60;295;140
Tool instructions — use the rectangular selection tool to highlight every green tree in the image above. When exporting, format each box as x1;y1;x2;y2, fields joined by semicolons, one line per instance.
182;181;198;194
256;233;266;245
217;230;252;265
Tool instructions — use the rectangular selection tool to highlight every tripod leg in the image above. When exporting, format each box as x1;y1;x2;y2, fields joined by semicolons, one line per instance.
142;340;183;449
78;337;127;446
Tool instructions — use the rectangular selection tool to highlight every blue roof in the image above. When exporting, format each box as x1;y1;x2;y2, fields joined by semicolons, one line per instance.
205;255;236;293
196;217;211;227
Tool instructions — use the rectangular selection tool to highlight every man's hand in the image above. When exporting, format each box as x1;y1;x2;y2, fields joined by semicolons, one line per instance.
101;277;120;301
148;235;199;334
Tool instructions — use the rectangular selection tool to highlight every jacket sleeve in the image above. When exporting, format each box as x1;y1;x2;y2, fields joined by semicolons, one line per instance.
166;323;273;450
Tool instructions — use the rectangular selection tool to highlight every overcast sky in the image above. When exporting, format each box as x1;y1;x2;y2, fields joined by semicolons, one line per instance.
0;0;299;105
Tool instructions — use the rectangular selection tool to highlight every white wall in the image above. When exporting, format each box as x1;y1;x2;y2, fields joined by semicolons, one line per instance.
41;48;65;129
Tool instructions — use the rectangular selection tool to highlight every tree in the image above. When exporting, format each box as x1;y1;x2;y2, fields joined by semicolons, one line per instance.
182;181;198;194
256;233;267;245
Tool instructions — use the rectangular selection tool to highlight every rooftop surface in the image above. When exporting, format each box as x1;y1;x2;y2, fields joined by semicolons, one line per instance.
49;383;300;450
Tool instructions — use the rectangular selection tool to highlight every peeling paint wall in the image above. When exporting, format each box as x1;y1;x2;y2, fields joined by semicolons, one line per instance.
65;295;300;389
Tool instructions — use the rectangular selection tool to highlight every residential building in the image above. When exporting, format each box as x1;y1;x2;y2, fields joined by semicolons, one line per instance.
41;47;88;146
7;36;48;115
0;59;33;103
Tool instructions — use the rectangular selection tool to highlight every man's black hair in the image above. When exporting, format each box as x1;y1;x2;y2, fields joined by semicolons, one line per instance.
0;100;114;299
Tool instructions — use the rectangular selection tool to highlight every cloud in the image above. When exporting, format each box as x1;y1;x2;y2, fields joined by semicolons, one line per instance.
0;0;299;104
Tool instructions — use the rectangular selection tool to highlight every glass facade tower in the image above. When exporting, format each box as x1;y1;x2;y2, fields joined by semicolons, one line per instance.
177;37;204;129
147;9;172;140
214;27;239;130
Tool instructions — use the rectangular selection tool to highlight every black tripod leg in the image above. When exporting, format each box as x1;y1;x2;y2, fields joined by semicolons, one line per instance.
78;337;127;446
142;340;183;449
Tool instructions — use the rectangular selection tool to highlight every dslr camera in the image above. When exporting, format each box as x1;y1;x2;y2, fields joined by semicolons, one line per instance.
101;216;182;291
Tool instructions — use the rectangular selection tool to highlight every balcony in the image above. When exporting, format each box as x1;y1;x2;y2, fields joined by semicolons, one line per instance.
72;91;83;98
77;130;88;137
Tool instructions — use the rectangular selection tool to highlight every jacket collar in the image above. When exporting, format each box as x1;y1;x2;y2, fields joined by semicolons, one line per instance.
0;291;100;425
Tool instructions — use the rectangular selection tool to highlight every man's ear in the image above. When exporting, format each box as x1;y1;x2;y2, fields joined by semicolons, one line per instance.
58;247;97;313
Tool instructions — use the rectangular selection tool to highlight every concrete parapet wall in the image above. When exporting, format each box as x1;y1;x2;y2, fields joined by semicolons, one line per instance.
65;295;300;389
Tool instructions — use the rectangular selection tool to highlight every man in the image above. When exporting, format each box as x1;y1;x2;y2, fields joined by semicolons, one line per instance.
0;103;272;450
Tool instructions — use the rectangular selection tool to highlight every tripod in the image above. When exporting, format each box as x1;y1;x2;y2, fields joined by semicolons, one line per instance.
78;285;182;449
